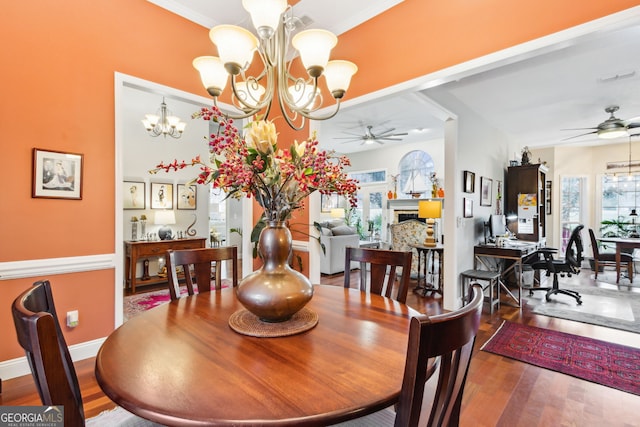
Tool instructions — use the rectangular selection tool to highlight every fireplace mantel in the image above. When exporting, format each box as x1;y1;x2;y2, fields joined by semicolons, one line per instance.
387;198;444;210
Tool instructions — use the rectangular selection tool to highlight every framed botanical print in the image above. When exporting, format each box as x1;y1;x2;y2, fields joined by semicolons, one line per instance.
123;181;145;210
177;184;197;210
150;182;173;209
480;177;493;206
32;148;83;200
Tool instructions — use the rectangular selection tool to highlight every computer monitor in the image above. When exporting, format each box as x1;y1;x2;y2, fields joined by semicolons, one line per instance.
489;214;506;238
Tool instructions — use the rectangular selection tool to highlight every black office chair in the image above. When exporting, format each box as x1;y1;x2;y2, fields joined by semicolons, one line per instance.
530;224;584;305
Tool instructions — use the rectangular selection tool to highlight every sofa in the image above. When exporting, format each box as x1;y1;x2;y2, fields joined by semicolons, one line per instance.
318;219;360;275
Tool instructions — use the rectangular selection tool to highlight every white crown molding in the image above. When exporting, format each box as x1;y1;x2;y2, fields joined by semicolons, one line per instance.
0;254;115;280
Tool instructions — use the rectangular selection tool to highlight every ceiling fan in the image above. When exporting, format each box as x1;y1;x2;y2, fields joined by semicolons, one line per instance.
562;105;640;140
334;124;408;145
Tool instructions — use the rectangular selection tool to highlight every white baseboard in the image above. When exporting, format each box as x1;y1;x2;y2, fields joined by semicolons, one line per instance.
0;337;105;381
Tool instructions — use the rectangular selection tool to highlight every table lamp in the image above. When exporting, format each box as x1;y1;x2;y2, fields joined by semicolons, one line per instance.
418;200;442;247
155;210;176;240
330;208;344;218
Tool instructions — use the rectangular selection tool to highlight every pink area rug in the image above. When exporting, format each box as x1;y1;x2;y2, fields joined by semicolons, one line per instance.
124;281;230;320
482;321;640;396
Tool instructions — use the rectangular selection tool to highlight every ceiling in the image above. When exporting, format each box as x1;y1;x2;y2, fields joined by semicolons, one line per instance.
148;1;640;154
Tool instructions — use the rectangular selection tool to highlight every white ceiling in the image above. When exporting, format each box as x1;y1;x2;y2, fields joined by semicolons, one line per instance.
147;1;640;154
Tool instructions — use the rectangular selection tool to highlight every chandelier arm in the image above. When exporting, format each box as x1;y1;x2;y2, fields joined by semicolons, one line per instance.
211;96;258;121
230;74;271;113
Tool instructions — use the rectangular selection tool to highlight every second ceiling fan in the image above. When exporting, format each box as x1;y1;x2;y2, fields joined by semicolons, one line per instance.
334;124;408;145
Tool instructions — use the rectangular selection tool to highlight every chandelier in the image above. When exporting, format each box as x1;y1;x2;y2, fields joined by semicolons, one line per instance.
192;0;358;130
141;97;187;139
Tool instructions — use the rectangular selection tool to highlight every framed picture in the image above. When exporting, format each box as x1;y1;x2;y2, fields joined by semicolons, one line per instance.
480;177;493;206
545;181;552;215
321;193;342;213
177;184;197;210
150;182;173;209
463;171;475;193
32;148;83;200
123;181;145;210
463;198;473;218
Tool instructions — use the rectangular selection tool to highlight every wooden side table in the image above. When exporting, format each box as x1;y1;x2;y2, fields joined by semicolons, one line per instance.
124;238;207;294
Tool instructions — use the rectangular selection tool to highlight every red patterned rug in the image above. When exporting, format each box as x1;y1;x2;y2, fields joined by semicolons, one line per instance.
481;321;640;396
124;281;230;320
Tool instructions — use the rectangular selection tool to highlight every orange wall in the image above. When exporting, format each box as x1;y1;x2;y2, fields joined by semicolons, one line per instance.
1;0;636;362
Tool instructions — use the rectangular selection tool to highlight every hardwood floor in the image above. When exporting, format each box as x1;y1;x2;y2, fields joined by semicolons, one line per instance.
3;268;640;426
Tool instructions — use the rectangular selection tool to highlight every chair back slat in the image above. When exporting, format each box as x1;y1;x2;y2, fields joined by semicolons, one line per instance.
344;247;412;303
12;280;86;427
395;284;483;427
167;246;238;300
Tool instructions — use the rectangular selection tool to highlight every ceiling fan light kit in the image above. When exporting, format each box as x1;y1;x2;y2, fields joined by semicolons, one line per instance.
563;105;640;141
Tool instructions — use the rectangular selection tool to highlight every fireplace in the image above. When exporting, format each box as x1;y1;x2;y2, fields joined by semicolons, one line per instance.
394;210;426;224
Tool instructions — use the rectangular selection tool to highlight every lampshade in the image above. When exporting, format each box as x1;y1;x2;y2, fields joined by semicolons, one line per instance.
292;29;337;76
209;25;258;74
330;208;344;218
155;210;176;225
418;200;442;219
242;0;287;38
193;56;228;96
288;83;318;109
324;60;358;98
234;81;266;108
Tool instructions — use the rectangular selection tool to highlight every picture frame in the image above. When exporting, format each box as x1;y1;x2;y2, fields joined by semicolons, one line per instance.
150;182;173;209
32;148;83;200
123;181;145;209
321;193;342;213
480;177;493;206
177;184;197;210
463;198;473;218
545;181;552;215
463;171;475;193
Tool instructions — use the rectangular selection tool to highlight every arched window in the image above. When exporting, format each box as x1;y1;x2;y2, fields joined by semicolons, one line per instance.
398;150;435;198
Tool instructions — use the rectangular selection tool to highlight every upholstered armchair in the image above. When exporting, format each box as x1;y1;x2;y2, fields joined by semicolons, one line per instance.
389;219;428;278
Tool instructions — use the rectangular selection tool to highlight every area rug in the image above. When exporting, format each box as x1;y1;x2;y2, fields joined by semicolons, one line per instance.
481;321;640;396
526;286;640;334
124;281;230;320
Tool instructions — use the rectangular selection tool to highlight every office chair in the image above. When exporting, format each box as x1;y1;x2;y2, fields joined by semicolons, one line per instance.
530;224;584;305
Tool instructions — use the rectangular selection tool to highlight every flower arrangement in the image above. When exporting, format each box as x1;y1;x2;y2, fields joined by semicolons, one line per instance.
150;106;359;223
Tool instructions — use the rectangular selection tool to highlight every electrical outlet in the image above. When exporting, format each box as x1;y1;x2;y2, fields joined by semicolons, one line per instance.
66;310;79;328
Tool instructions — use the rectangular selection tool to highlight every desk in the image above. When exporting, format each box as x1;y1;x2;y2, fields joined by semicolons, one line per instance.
474;241;542;307
598;237;640;283
95;285;417;426
124;238;207;294
411;244;444;295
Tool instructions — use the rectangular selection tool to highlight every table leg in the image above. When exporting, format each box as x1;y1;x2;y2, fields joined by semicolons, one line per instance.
616;246;621;284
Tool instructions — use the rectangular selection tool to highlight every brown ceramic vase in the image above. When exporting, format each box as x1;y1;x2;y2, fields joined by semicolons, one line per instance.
236;221;314;322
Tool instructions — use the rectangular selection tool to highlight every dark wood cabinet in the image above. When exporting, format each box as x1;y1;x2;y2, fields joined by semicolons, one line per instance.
506;164;548;242
124;238;207;293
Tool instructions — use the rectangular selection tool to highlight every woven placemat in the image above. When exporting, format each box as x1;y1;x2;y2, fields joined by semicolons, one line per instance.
228;307;318;337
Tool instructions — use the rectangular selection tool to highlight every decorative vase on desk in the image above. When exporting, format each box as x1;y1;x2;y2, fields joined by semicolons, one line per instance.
236;221;313;322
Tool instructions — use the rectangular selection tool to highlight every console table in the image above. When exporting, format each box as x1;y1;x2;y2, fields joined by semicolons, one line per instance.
124;238;207;294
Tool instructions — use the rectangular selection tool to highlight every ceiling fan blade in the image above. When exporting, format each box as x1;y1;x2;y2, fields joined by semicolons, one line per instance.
561;127;599;131
627;122;640;129
376;137;404;141
561;130;598;141
340;139;363;144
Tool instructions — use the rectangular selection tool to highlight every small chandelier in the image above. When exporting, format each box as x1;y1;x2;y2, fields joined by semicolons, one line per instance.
141;97;187;139
192;0;358;130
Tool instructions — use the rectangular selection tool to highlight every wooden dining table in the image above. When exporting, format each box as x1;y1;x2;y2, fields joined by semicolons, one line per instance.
598;237;640;283
95;285;418;426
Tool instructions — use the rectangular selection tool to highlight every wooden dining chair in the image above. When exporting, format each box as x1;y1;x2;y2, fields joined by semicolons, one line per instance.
344;246;412;303
11;280;160;426
588;228;634;283
333;284;484;427
166;246;238;300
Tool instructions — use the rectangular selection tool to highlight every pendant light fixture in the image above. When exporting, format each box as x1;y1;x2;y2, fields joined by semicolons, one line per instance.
142;97;187;139
192;0;358;130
